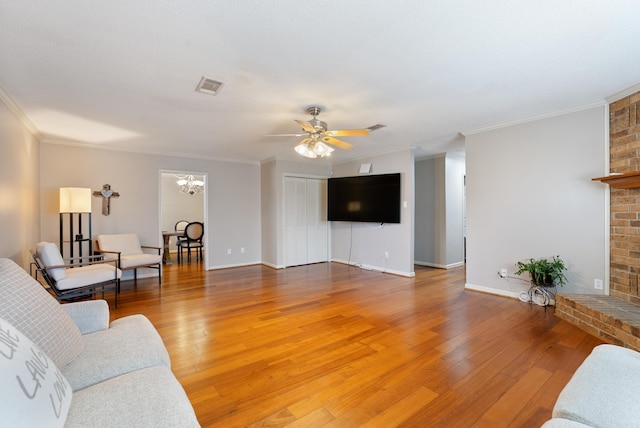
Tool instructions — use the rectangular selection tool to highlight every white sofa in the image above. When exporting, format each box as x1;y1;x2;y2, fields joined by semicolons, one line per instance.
543;344;640;427
0;257;199;427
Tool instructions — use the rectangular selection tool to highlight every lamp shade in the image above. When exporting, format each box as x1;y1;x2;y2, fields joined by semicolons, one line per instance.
59;188;91;213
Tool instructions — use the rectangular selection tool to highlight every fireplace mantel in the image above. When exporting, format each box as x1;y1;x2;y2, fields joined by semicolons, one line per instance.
592;172;640;189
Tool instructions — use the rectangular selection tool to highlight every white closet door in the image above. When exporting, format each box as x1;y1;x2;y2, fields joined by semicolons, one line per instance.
284;177;328;267
306;178;328;264
284;177;308;267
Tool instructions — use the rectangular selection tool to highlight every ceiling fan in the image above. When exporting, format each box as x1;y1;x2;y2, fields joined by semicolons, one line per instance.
271;106;386;158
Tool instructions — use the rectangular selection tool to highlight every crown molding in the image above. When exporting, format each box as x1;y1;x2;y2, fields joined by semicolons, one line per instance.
330;145;414;167
0;86;43;141
606;82;640;103
415;153;446;162
461;100;607;136
41;139;260;165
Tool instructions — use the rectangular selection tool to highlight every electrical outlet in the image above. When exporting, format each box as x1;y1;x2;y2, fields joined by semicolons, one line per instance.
241;247;245;254
227;248;231;255
594;278;603;290
500;268;508;278
384;251;389;258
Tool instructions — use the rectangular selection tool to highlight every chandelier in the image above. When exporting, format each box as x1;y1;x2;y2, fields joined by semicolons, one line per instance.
176;175;204;195
294;135;334;159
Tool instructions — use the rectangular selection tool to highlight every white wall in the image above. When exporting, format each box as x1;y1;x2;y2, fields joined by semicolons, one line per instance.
331;148;415;276
415;156;445;266
0;97;40;268
445;155;465;266
465;106;608;296
260;159;277;267
39;143;261;272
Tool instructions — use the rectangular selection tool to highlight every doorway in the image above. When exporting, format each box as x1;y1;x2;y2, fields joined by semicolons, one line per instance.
159;170;207;267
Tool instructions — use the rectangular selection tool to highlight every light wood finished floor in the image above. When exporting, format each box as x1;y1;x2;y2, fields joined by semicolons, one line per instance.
109;262;602;427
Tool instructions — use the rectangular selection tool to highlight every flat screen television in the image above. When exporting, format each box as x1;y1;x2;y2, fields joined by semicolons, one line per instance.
327;173;401;223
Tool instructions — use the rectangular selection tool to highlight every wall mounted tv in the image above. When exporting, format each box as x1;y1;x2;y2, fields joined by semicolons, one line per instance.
327;173;401;223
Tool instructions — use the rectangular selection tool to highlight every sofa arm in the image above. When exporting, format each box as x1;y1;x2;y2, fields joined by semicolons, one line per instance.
61;300;110;334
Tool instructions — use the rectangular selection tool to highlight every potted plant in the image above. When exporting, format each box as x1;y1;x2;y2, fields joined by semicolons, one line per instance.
515;255;567;287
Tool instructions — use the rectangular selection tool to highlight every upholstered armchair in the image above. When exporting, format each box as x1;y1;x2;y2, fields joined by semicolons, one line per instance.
95;234;162;285
31;241;121;307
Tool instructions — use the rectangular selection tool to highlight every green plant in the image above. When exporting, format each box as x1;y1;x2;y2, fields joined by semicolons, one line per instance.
515;255;567;287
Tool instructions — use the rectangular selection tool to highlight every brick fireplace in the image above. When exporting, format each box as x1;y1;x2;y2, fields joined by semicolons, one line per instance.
609;91;640;303
555;90;640;351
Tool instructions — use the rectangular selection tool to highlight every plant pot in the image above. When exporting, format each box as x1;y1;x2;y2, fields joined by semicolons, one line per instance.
533;275;555;287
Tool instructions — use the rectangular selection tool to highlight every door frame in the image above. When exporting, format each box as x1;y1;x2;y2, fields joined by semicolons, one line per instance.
158;169;209;270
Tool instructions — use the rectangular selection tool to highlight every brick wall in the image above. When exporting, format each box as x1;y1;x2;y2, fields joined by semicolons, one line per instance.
610;91;640;303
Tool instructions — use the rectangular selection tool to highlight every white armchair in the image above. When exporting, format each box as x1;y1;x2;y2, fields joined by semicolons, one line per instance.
95;233;162;285
32;241;121;308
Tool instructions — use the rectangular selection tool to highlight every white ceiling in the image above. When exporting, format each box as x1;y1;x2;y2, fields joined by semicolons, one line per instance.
2;1;640;163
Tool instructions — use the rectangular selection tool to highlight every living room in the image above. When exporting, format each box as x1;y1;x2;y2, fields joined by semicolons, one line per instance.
2;2;640;426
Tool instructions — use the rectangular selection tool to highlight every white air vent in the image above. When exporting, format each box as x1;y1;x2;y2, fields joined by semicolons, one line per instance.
195;77;224;95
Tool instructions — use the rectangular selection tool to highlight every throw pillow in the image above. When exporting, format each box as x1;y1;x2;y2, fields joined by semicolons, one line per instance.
0;316;72;427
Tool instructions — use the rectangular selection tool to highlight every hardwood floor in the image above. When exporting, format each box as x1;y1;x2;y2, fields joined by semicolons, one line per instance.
109;262;602;427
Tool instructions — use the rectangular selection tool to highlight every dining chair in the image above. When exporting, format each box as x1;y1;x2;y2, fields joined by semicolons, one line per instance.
177;222;204;263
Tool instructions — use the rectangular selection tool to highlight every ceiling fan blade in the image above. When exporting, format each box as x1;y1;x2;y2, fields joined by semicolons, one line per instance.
325;129;369;137
266;133;306;137
294;119;316;133
321;136;353;150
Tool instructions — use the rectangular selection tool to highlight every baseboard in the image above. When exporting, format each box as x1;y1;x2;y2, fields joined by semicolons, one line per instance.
205;260;415;276
260;261;285;269
207;261;262;270
415;261;465;269
464;282;519;300
331;258;415;277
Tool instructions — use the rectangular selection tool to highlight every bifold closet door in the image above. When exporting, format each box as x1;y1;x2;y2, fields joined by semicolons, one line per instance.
284;177;308;267
305;178;328;264
284;177;328;267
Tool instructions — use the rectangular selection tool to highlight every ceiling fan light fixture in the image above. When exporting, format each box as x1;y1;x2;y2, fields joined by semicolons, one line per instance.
285;105;379;158
295;142;316;158
314;141;334;157
295;139;334;158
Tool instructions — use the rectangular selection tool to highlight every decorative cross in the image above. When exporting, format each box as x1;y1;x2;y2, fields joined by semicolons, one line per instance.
93;184;120;216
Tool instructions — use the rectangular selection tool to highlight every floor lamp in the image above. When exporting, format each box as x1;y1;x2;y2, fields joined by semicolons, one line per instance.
59;187;92;259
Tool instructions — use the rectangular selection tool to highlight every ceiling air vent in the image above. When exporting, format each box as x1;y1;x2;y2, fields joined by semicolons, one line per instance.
195;77;224;95
366;124;387;132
